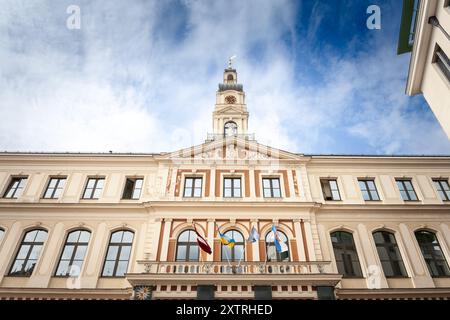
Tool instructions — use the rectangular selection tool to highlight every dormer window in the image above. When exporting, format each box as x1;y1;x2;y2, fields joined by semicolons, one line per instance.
224;121;238;137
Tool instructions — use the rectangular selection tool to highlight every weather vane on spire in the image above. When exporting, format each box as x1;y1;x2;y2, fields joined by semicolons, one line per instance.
228;55;236;69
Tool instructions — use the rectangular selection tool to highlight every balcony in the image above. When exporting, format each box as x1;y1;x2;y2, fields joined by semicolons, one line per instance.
126;261;342;287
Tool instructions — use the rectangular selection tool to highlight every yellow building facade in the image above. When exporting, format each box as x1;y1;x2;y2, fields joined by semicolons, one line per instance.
0;66;450;300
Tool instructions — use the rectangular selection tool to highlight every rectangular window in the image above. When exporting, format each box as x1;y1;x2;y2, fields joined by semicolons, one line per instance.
3;177;28;199
262;178;281;198
433;179;450;201
223;177;241;198
358;179;380;201
320;179;341;201
82;177;105;199
122;178;143;200
434;45;450;83
43;177;66;199
396;179;418;201
183;177;202;198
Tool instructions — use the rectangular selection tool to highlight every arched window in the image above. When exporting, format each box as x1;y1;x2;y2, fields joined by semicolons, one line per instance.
0;228;5;243
55;230;91;276
224;121;238;137
373;231;407;277
227;74;234;81
415;230;450;277
9;229;48;276
176;230;199;262
265;230;290;262
330;231;362;277
102;230;134;277
221;230;244;262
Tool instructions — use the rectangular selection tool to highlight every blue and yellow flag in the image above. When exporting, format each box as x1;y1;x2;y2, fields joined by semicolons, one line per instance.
218;228;235;248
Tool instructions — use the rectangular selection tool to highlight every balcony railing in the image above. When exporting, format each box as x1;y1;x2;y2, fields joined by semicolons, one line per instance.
138;261;332;275
206;133;255;141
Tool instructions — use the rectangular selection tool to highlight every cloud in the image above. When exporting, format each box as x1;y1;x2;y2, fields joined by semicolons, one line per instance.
0;0;449;155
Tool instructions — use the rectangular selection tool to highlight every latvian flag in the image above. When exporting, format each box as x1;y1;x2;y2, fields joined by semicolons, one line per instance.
194;226;212;254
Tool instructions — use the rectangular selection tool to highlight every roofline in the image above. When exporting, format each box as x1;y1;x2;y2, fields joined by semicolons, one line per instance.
0;151;449;159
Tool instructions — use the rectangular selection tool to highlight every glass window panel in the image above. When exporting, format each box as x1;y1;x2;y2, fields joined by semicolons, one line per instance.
0;229;4;242
329;180;338;190
67;231;80;243
102;261;115;276
86;179;96;188
17;245;30;259
185;178;193;188
92;187;102;199
272;179;280;188
273;188;281;198
370;190;380;200
442;181;450;191
404;181;414;191
176;245;187;260
24;230;37;242
74;245;87;260
96;179;104;188
106;246;119;260
234;245;244;260
367;180;376;190
234;179;241;188
119;246;131;260
56;260;70;276
18;178;27;188
263;179;270;188
358;180;367;191
189;246;199;261
408;190;417;200
396;181;405;191
224;179;231;188
224;188;232;197
132;188;141;199
194;187;202;197
331;190;340;200
263;188;271;198
28;245;42;260
362;190;370;201
400;190;408;200
68;260;83;276
178;231;189;242
53;187;63;198
194;178;202;188
24;260;37;274
122;231;134;243
115;261;129;276
222;246;232;260
44;188;54;199
78;231;90;243
34;230;47;242
184;187;192;197
234;188;241;197
83;188;93;199
10;260;25;274
134;179;143;189
111;231;123;243
61;245;74;260
188;230;196;242
49;179;57;188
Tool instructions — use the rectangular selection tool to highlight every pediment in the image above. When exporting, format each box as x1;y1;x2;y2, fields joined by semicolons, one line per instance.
214;106;247;115
158;137;302;163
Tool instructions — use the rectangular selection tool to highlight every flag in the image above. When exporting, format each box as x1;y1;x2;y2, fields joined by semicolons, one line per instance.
194;226;212;254
218;227;235;248
272;224;289;259
247;226;259;243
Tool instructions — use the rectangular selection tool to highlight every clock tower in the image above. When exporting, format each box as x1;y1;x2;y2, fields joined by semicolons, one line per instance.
212;60;249;138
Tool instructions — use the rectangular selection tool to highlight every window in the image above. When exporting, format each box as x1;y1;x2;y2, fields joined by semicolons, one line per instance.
321;179;341;201
0;228;5;243
3;177;27;199
266;230;290;262
183;177;202;198
221;230;244;262
358;179;380;201
223;177;241;198
415;230;450;277
55;230;91;277
262;178;281;198
102;230;134;277
433;179;450;201
224;121;238;137
396;179;418;201
176;230;199;262
330;231;362;277
122;178;143;200
82;177;104;199
43;177;66;199
433;45;450;83
373;231;407;277
9;229;47;276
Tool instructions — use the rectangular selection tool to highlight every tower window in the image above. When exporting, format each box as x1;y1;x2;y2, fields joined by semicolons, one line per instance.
320;179;341;201
224;121;238;137
227;74;234;81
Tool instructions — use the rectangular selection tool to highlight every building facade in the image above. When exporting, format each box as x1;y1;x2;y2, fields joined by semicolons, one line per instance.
0;66;450;300
399;0;450;138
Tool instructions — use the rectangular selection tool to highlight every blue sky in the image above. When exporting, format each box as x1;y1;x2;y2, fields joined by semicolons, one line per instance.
1;0;449;155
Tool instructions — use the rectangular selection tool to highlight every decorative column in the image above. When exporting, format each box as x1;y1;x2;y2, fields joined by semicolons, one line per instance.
293;219;306;261
159;219;172;262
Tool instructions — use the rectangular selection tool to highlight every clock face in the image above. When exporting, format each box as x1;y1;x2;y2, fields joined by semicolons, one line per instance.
225;95;236;104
